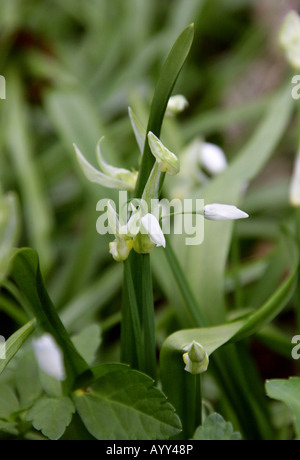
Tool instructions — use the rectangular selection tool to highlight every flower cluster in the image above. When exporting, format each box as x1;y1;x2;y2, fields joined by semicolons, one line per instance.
74;95;249;262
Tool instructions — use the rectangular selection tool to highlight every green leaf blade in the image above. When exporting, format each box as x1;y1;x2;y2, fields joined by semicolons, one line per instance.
27;396;75;440
73;365;182;440
193;413;242;440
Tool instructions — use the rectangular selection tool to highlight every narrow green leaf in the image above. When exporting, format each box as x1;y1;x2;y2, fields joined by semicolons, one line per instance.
5;71;53;270
193;413;242;440
171;83;294;325
27;396;75;440
135;24;194;196
0;320;36;376
10;248;90;389
121;260;144;371
71;324;101;366
0;192;19;285
73;365;182;440
266;378;300;440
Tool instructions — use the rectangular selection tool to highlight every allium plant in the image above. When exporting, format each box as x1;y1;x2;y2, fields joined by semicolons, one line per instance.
0;11;300;441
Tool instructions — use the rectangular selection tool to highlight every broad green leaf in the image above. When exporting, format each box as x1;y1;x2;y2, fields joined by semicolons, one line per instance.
160;234;298;434
10;248;90;389
0;384;19;420
27;396;75;440
71;324;101;366
39;371;62;399
15;350;43;409
193;413;242;440
171;84;294;325
0;420;18;437
0;320;36;376
266;378;300;440
0;192;19;285
73;365;182;440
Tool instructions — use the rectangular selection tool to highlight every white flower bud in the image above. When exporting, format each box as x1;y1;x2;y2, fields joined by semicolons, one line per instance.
33;334;66;381
183;341;209;375
204;203;249;221
166;95;189;116
148;132;180;175
109;238;133;262
199;142;227;175
140;213;166;248
279;10;300;70
290;150;300;207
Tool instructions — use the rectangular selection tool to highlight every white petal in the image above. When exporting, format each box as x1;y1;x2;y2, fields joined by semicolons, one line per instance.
107;201;119;235
290;151;300;207
141;213;166;248
199;143;227;175
279;11;300;70
128;107;146;154
96;138;137;187
74;144;135;191
33;334;65;381
166;95;189;116
204;203;249;221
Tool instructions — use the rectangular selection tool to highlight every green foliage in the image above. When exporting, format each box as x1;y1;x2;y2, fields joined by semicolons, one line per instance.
0;0;299;441
266;378;300;440
193;414;242;440
73;365;182;440
27;396;75;440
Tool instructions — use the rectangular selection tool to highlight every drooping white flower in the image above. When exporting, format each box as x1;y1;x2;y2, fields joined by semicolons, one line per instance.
74;140;138;191
279;10;300;70
289;149;300;207
148;132;180;175
140;213;166;248
183;341;209;375
107;201;138;262
32;334;65;381
204;203;249;221
166;95;189;116
199;142;227;175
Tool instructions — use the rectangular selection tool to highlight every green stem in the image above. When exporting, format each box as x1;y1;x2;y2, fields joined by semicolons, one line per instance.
195;374;202;428
164;235;206;326
141;254;157;380
121;260;144;370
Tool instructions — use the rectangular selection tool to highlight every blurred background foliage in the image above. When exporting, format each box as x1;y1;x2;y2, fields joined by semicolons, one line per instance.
0;0;300;438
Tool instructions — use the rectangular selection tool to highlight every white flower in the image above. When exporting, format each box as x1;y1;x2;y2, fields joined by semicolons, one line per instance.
290;150;300;207
199;142;227;175
279;10;300;70
183;341;209;375
32;334;65;381
148;132;180;175
140;213;166;248
204;203;249;221
107;201;137;261
109;238;133;262
166;95;189;116
74;139;138;191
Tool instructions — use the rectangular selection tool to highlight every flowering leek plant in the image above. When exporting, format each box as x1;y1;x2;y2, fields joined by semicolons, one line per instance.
1;5;300;442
